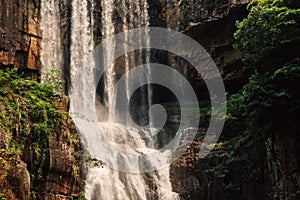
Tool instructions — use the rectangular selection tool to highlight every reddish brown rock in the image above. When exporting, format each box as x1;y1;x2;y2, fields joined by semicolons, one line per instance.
0;156;31;200
0;97;82;199
0;0;42;72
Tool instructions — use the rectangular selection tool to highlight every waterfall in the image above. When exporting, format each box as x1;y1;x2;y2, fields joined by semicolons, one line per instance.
40;0;62;80
121;0;152;125
67;0;179;199
101;0;116;121
70;0;94;85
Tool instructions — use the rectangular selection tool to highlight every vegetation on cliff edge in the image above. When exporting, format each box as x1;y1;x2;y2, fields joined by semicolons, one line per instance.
0;69;81;199
225;0;300;147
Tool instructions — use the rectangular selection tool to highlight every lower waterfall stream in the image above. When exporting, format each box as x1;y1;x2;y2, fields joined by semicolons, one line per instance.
83;123;180;200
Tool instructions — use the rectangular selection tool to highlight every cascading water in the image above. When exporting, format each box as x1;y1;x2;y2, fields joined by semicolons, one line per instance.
68;0;179;199
40;0;62;80
101;0;116;121
70;0;94;85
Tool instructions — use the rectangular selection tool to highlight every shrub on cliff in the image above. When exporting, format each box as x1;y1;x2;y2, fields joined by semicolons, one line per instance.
226;0;300;137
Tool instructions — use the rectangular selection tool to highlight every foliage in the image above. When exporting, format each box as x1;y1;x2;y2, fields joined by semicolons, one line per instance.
227;0;300;139
0;193;7;200
0;149;10;179
78;193;86;200
82;157;105;168
43;68;64;96
234;0;300;73
0;69;64;182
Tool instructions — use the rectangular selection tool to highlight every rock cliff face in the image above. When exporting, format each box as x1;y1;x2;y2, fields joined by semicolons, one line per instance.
166;1;300;199
182;2;249;95
177;0;250;95
0;0;42;74
0;96;82;200
170;130;300;200
146;0;250;99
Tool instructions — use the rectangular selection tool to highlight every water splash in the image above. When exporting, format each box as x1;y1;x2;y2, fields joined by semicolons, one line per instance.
82;122;179;200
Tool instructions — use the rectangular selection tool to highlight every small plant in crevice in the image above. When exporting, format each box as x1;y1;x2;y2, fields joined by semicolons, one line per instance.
43;68;64;96
82;157;105;168
0;193;7;200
